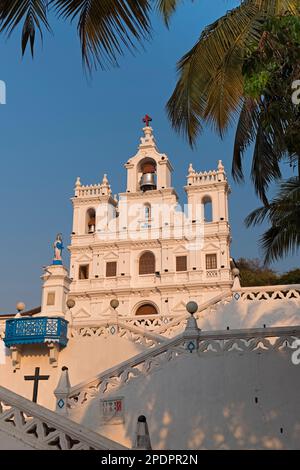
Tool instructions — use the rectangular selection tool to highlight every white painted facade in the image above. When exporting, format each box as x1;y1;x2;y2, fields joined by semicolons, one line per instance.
68;124;232;320
0;123;300;450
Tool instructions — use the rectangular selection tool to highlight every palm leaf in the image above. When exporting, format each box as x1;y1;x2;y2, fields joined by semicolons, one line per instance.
167;0;300;144
53;0;151;69
245;177;300;263
232;97;260;182
250;111;283;204
155;0;182;26
167;1;263;144
262;218;300;264
245;204;271;226
0;0;50;55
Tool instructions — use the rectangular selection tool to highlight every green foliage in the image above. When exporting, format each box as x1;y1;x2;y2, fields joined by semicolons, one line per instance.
236;257;300;286
237;258;278;286
167;0;299;144
233;13;300;206
279;268;300;284
243;70;272;98
243;15;300;100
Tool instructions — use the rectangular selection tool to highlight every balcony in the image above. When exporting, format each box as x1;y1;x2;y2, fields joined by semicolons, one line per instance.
4;316;68;348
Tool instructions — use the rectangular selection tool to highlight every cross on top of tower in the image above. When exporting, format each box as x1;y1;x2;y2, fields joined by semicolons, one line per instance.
143;114;152;127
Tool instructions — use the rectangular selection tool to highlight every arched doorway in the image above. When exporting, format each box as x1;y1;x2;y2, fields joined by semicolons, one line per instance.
135;304;158;316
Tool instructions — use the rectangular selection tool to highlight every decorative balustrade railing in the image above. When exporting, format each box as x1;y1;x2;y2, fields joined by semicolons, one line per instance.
74;284;299;340
206;270;219;278
114;290;233;337
0;385;125;450
188;170;219;184
67;325;300;409
71;320;165;347
75;184;103;197
236;284;300;301
4;317;68;348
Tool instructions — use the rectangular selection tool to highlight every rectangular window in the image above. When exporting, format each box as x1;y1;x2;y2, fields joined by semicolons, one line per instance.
206;254;217;270
79;264;89;280
176;256;187;272
47;292;55;306
106;261;117;277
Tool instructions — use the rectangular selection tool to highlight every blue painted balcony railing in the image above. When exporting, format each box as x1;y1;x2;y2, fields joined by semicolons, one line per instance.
4;317;68;348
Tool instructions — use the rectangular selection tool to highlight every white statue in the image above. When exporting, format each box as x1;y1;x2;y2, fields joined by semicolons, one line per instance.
53;233;63;265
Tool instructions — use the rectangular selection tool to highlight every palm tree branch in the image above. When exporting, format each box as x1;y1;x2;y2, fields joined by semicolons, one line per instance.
53;0;152;69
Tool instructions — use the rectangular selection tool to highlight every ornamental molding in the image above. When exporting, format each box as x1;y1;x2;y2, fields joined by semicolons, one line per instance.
69;282;231;297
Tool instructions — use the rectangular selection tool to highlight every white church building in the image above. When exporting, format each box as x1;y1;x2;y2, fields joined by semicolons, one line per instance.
1;120;300;450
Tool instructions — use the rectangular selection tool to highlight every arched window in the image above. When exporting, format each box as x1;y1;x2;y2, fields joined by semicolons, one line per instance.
86;208;96;233
144;204;151;221
136;304;158;316
202;196;213;222
139;251;155;275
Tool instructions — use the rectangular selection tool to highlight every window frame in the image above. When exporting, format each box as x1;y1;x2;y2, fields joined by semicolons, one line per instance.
79;264;89;280
176;255;187;272
205;253;217;270
106;261;117;278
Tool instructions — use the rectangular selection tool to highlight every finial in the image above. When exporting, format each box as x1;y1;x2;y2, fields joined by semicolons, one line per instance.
133;415;152;450
102;174;108;185
184;301;201;347
16;302;25;317
100;174;112;196
218;160;224;171
66;298;75;309
110;299;119;310
54;366;71;415
232;268;241;291
188;163;194;174
139;115;156;150
142;114;152;127
186;301;198;314
75;176;81;187
16;302;26;313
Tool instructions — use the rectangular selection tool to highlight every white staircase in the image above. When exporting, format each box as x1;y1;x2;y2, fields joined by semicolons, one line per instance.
0;385;126;450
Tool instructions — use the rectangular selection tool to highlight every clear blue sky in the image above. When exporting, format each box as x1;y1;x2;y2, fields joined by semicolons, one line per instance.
0;1;298;314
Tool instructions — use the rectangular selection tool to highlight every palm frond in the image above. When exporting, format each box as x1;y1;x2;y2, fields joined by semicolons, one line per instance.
0;0;50;56
245;177;300;263
261;0;300;15
167;1;264;144
167;0;300;144
245;204;271;226
251;113;283;204
53;0;151;69
262;218;300;264
232;97;260;182
155;0;182;26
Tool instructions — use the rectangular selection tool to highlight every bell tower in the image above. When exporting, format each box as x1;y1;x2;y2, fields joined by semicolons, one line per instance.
124;116;173;194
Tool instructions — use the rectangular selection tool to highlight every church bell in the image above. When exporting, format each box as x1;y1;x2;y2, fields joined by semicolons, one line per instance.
140;162;157;192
